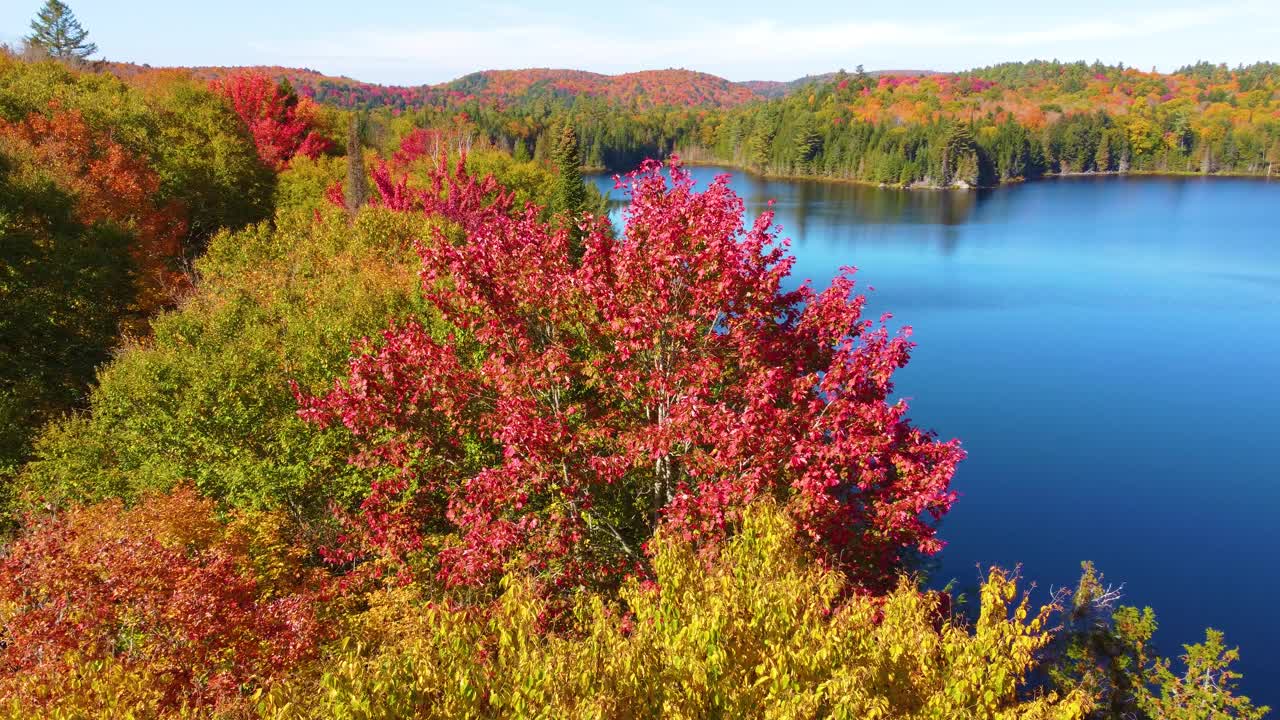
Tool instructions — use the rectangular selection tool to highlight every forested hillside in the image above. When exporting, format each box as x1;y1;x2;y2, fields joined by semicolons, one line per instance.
0;40;1272;718
692;61;1280;186
108;63;761;111
110;59;1280;186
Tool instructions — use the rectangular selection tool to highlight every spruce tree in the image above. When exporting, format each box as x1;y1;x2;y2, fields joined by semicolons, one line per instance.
552;123;588;221
512;138;530;163
1094;131;1112;173
939;124;978;187
344;115;368;217
26;0;97;62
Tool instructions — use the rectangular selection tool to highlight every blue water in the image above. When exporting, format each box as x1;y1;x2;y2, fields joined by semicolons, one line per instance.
592;167;1280;700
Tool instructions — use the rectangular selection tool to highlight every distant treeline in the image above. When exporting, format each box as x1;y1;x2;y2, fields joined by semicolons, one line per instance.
372;60;1280;187
676;60;1280;186
113;59;1280;186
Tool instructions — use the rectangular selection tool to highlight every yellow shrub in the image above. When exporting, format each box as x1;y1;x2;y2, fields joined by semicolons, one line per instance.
261;503;1092;720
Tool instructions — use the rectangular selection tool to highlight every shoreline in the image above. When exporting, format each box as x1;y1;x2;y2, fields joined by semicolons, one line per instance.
660;157;1278;191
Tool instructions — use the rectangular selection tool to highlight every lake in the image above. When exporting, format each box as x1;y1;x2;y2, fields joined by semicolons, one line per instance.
591;166;1280;700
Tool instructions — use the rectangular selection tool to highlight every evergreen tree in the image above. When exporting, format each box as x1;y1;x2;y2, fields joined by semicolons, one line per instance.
1095;130;1113;172
588;137;604;169
344;114;368;217
25;0;97;62
551;122;588;222
792;116;822;171
532;131;547;162
512;138;530;163
939;124;979;187
746;124;775;169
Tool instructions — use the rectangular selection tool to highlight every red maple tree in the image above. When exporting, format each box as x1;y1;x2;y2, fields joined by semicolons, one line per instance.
210;70;331;170
297;156;962;595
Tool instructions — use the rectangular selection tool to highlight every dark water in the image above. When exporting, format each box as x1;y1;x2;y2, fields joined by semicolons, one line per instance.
591;167;1280;700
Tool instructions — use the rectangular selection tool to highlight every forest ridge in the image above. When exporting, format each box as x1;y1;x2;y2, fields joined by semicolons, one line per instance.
106;58;1280;187
106;59;1275;113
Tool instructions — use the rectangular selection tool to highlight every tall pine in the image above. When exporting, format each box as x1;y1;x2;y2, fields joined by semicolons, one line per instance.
552;123;588;221
26;1;97;62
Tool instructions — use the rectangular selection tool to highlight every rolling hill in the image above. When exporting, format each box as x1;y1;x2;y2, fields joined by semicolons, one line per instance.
107;63;770;110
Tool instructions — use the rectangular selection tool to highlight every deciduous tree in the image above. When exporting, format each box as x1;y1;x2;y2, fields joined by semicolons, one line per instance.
0;105;188;320
210;70;332;171
297;156;963;596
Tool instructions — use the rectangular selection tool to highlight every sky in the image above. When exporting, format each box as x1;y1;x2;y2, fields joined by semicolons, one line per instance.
3;0;1279;85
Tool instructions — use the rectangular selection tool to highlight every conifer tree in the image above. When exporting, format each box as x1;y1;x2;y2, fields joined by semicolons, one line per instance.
939;124;979;187
551;122;588;221
25;0;97;62
344;114;368;217
1094;131;1112;172
532;131;547;162
792;117;822;171
512;138;530;162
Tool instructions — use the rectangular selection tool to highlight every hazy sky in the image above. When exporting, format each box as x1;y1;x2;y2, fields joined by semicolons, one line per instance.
4;0;1278;84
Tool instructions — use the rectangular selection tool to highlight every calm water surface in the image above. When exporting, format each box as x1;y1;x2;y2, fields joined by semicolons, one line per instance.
592;167;1280;699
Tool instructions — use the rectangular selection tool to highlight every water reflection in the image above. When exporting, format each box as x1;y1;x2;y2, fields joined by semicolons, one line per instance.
732;172;987;229
623;169;1279;275
590;165;1280;699
601;168;988;256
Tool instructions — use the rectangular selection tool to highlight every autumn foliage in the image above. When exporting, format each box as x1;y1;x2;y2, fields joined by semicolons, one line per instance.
0;104;188;317
256;504;1093;719
210;70;332;170
109;64;762;111
297;155;963;594
3;51;1271;717
0;486;325;714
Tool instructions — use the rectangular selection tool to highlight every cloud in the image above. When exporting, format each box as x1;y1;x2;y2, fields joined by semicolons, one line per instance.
251;0;1280;83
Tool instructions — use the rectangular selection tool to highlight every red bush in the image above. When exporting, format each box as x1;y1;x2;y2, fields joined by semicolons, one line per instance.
0;488;326;711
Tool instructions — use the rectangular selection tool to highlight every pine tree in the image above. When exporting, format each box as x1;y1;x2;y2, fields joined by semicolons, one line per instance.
746;125;775;170
532;132;547;162
588;137;604;170
1094;131;1112;172
792;116;822;171
25;0;97;62
939;124;978;187
344;114;368;217
551;123;588;221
